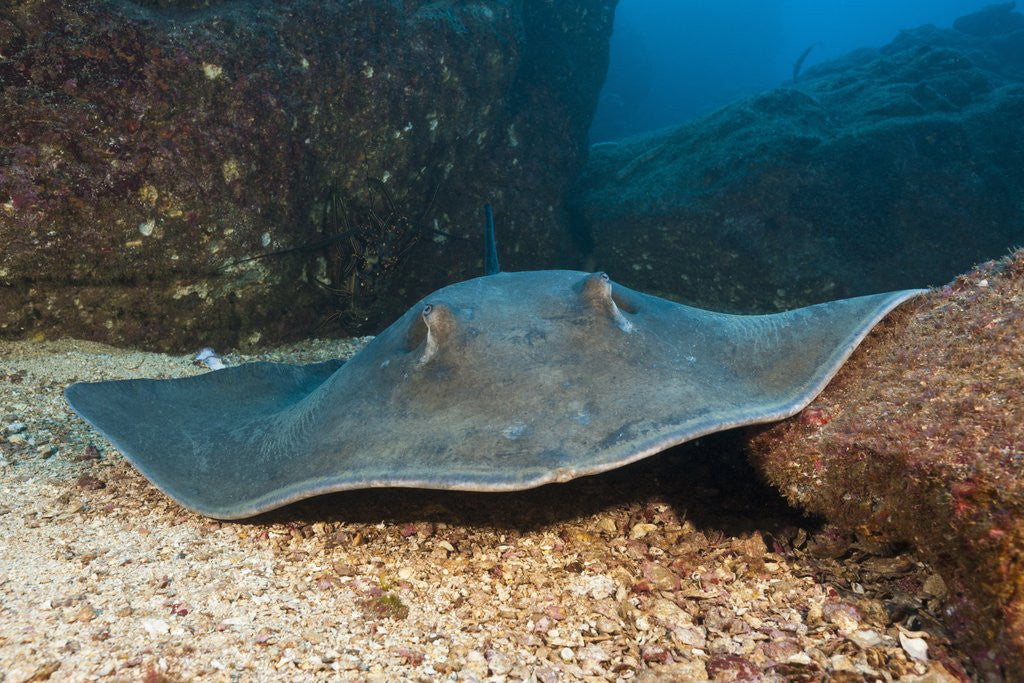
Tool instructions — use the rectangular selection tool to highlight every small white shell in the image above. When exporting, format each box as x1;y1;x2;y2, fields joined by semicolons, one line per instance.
195;347;226;371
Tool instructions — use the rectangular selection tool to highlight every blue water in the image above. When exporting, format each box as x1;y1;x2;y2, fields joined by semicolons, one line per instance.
592;0;994;141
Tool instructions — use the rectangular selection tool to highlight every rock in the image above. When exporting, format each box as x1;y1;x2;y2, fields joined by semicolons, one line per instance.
762;638;801;661
485;649;512;676
69;603;97;623
648;597;690;626
923;573;948;599
141;618;170;638
822;602;860;632
567;573;616;600
0;0;615;350
638;660;707;681
462;649;488;678
847;629;884;650
705;654;759;681
75;475;106;490
642;562;681;592
629;522;657;539
572;9;1024;313
953;2;1024;37
748;250;1024;679
671;624;706;649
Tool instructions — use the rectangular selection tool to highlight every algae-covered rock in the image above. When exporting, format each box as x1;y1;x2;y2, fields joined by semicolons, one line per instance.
0;0;615;350
572;5;1024;312
748;250;1024;678
953;1;1024;37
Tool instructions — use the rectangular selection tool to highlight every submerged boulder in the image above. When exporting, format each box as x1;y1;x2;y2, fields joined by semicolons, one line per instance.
953;1;1024;37
748;250;1024;678
0;0;615;350
572;6;1024;312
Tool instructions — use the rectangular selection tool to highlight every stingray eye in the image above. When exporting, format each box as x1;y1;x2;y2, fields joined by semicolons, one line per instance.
599;272;610;282
422;304;433;318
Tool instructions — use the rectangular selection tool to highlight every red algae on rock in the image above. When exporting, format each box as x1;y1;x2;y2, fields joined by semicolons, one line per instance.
748;249;1024;679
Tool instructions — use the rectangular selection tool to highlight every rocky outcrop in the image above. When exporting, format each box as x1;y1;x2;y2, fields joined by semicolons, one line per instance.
748;250;1024;679
0;0;616;350
953;1;1024;37
572;5;1024;312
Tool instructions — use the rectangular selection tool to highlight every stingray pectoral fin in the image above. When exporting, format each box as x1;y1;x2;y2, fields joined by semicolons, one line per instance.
721;288;926;422
64;359;344;518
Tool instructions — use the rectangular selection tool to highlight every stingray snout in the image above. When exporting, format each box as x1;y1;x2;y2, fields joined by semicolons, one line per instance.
578;272;635;332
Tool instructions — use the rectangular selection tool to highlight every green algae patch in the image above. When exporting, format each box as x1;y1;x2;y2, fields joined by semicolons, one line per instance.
361;592;410;621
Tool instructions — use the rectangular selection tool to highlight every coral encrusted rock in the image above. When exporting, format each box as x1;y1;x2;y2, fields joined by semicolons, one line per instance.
748;250;1024;679
0;0;616;349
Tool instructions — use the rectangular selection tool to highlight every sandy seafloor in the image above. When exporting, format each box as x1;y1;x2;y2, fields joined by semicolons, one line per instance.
0;338;972;682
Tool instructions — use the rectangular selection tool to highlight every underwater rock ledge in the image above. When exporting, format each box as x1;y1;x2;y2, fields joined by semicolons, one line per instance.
573;3;1024;313
0;0;616;350
748;248;1024;679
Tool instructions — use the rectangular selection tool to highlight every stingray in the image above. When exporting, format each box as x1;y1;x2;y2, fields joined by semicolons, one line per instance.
65;209;924;519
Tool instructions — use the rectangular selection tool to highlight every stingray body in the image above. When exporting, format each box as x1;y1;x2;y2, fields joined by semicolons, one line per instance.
66;268;922;519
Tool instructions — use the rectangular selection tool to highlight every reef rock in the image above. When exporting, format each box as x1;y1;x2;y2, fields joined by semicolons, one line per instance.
572;5;1024;312
953;1;1024;37
748;250;1024;679
0;0;615;349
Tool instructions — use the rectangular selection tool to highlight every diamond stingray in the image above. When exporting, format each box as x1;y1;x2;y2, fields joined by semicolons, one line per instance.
65;270;923;519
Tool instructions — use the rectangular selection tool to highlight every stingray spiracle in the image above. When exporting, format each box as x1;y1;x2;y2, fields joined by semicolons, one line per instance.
580;272;635;332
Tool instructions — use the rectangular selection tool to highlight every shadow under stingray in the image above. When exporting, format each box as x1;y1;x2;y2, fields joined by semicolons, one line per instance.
246;428;820;541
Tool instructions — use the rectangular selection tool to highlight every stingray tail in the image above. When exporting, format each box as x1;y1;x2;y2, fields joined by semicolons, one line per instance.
484;204;501;275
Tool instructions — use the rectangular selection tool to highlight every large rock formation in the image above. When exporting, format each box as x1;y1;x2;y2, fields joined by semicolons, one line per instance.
0;0;616;350
572;4;1024;312
748;250;1024;679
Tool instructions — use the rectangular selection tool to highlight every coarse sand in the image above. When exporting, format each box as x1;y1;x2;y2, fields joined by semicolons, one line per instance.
1;337;971;681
